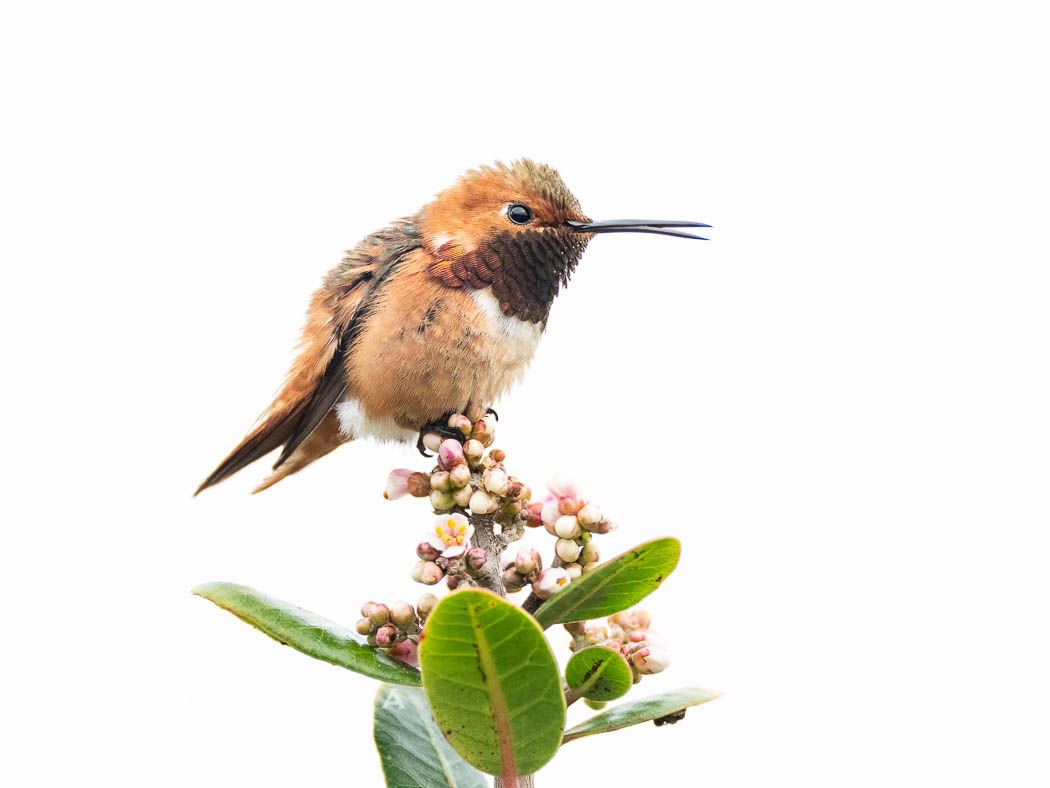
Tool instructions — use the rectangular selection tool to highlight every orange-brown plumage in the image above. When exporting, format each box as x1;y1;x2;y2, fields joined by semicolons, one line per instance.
196;160;707;494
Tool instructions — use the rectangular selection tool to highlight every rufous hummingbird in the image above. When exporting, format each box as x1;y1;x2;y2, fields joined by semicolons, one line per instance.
196;160;708;494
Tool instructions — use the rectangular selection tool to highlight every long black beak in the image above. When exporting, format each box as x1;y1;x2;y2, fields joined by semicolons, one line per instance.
566;219;710;240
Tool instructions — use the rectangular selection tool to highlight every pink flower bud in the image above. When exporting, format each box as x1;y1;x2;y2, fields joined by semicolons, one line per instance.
417;541;441;561
430;470;452;492
368;603;391;627
472;416;495;446
463;439;485;462
554;515;582;539
449;464;472;489
360;601;379;618
429;489;455;511
355;618;374;635
390;600;416;628
375;623;398;648
469;488;499;514
411;560;444;585
388;639;419;668
563;562;582;579
483;467;510;496
555;538;582;563
465;547;487;570
416;593;438;618
577;503;603;527
447;413;473;436
582;518;617;534
438;439;466;470
526;501;545;527
445;572;468;590
514;545;541;575
533;567;570;599
502;567;527;592
422;432;443;453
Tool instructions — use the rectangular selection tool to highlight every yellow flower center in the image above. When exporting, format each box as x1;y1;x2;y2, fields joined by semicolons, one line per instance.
435;518;469;547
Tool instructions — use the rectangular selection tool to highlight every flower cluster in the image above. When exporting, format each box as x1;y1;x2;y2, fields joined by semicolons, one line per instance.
567;608;670;679
355;593;440;667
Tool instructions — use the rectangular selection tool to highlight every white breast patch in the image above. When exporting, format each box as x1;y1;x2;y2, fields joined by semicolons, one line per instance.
469;289;543;357
336;397;417;442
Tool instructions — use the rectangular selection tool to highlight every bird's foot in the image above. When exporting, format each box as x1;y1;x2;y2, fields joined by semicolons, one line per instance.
416;413;467;457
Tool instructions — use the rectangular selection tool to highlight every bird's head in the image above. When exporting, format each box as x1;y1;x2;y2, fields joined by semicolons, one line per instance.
419;159;708;323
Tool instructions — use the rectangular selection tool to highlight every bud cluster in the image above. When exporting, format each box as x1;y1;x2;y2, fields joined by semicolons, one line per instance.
386;412;532;533
500;477;617;598
355;593;440;666
567;608;670;680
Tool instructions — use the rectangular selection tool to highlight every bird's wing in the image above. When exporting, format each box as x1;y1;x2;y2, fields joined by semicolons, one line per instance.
195;222;422;494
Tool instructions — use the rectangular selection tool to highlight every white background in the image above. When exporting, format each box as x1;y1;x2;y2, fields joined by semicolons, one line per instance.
2;1;1047;786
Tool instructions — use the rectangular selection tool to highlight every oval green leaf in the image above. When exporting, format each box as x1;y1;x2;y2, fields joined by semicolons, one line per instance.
533;538;681;629
193;581;420;686
564;647;633;702
374;684;488;788
561;686;721;743
418;589;565;779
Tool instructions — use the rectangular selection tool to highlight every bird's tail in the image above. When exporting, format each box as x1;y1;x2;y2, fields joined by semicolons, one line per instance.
194;404;300;495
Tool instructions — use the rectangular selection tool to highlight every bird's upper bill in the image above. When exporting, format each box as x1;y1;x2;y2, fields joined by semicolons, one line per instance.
565;218;710;240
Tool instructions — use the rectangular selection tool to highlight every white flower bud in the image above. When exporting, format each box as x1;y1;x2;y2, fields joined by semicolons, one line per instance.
422;432;443;453
452;485;474;507
430;471;451;492
449;464;472;489
554;515;582;539
463;439;485;463
563;562;583;579
469;488;499;514
389;600;415;628
580;542;600;565
429;489;455;511
541;501;560;527
631;642;670;675
555;538;582;562
514;545;541;575
483;467;510;496
416;593;438;618
577;504;603;527
532;567;570;599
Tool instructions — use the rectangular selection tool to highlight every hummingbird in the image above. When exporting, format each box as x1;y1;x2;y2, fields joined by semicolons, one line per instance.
196;160;708;494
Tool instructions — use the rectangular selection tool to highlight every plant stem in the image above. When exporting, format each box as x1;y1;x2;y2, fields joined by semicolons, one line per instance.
468;514;535;788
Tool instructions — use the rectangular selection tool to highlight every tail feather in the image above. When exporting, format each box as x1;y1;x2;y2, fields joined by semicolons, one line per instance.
250;410;348;493
194;407;299;495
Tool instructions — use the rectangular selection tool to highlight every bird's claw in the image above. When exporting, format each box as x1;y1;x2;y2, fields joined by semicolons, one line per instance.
416;413;467;457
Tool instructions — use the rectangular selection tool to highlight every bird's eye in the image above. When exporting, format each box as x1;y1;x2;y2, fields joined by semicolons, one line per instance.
506;203;533;225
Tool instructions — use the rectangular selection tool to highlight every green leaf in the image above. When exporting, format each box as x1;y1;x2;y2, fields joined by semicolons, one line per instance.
418;589;565;779
193;581;420;686
561;686;721;743
533;538;681;629
373;684;488;788
564;646;633;702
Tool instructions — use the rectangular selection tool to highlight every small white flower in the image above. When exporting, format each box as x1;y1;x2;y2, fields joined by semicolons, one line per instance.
427;513;474;557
